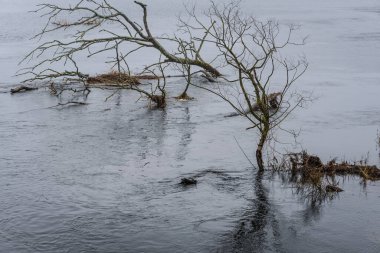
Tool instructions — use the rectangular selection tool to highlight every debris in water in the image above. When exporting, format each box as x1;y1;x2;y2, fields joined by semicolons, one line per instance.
10;85;38;94
87;71;141;86
272;151;380;204
286;151;380;181
180;177;197;186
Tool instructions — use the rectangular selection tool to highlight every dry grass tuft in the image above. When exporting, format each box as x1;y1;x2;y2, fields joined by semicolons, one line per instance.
286;151;380;181
87;71;140;86
273;151;380;204
86;71;162;86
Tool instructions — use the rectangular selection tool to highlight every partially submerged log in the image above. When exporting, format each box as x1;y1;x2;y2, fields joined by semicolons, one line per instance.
10;85;38;94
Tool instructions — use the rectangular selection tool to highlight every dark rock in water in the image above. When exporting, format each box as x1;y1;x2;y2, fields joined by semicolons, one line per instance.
326;185;344;192
180;177;197;186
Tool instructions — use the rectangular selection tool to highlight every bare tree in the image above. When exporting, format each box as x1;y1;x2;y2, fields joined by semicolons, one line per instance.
20;0;307;170
19;0;224;107
20;0;221;78
183;1;308;171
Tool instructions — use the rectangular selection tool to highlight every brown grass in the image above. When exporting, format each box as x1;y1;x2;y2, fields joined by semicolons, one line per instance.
86;71;162;86
87;71;140;86
175;92;194;101
274;151;380;204
286;151;380;181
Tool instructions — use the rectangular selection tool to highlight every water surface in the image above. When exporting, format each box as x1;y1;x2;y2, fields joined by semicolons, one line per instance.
1;0;380;252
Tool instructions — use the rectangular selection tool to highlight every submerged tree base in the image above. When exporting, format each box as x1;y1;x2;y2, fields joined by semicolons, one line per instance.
150;95;166;108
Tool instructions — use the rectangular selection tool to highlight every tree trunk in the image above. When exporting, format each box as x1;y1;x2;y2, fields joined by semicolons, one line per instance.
256;127;269;172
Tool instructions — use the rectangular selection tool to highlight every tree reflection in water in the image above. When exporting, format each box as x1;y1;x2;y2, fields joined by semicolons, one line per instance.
229;170;282;252
224;169;336;253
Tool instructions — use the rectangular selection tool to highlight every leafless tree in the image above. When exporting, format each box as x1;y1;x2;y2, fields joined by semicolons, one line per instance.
19;0;223;107
183;1;308;171
20;0;307;170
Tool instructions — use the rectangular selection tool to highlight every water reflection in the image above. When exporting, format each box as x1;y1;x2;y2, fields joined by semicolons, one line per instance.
175;106;195;161
227;170;282;253
223;168;348;252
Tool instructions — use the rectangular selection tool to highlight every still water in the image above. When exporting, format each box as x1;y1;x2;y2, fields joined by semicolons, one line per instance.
0;0;380;252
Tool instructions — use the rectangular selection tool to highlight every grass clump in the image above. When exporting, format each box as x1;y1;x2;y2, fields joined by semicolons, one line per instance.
87;71;140;86
273;151;380;205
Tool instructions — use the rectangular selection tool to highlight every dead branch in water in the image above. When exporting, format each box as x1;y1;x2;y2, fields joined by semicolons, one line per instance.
10;85;38;94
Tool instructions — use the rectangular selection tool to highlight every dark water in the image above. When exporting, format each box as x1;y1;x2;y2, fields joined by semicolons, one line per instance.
1;0;380;252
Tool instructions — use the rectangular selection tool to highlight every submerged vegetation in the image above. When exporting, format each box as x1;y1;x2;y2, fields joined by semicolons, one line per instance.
272;151;380;205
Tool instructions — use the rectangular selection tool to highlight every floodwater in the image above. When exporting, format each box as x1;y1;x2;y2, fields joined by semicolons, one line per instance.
1;0;380;252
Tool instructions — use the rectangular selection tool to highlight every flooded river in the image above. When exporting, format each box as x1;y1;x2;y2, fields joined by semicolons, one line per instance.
1;0;380;252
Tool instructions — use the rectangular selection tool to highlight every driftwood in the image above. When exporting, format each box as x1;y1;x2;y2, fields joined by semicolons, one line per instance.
225;92;282;117
10;85;38;94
